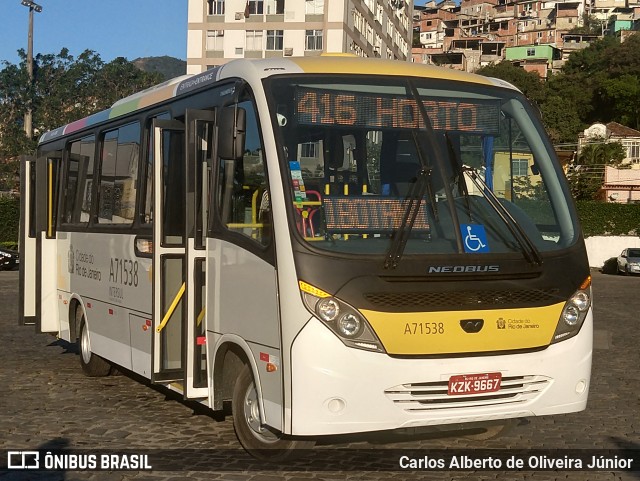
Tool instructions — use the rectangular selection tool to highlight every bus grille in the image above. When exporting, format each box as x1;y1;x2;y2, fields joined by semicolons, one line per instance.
384;375;550;411
364;289;561;310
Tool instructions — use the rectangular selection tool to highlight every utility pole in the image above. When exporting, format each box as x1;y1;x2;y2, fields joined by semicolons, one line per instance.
21;0;42;140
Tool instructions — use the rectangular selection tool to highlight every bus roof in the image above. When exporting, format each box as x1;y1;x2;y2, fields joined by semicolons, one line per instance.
38;56;510;145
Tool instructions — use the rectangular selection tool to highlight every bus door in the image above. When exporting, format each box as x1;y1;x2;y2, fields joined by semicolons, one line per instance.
152;111;214;400
184;109;216;399
152;119;186;385
35;150;61;333
19;155;37;326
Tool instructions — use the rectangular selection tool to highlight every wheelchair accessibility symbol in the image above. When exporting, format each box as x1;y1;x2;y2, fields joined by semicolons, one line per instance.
461;224;490;253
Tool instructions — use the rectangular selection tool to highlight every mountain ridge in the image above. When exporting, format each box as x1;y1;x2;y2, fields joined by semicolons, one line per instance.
132;56;187;81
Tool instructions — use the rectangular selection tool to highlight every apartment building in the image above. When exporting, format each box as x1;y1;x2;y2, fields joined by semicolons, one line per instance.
187;0;413;74
589;0;628;29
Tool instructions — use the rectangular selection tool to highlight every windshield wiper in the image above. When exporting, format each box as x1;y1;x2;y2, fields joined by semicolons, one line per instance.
445;135;540;265
445;132;473;222
384;80;468;269
462;166;543;267
384;164;432;269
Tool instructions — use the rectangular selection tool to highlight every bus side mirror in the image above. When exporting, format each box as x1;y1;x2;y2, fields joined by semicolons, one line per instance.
218;106;246;160
135;235;153;258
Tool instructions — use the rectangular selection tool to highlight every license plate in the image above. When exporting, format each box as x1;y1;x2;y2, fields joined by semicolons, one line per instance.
448;372;502;395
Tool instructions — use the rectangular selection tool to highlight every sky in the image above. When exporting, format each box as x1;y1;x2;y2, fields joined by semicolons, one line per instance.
0;0;187;65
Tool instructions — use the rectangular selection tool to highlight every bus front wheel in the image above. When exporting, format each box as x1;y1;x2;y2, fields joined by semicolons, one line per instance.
232;364;312;460
77;309;111;377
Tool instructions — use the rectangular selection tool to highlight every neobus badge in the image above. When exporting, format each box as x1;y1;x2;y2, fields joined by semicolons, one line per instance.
428;265;500;274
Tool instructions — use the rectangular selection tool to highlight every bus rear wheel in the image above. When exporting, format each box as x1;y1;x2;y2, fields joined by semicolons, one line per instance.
77;309;111;377
232;364;312;461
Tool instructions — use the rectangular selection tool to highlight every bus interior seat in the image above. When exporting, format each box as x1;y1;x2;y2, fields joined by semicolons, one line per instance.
325;132;362;195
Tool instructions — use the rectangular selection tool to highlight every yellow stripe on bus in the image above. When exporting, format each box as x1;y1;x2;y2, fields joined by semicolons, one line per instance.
362;303;565;355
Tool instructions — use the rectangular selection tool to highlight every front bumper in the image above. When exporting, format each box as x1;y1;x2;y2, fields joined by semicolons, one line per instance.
290;310;592;436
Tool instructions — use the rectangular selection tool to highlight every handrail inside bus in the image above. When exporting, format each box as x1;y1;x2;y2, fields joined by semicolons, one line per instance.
251;189;259;226
227;223;264;228
196;306;206;327
156;283;186;333
223;187;265;238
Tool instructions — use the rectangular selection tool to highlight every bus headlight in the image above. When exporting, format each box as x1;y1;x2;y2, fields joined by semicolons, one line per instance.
337;313;362;338
317;298;340;322
299;281;385;353
562;306;580;326
552;276;591;343
571;291;590;312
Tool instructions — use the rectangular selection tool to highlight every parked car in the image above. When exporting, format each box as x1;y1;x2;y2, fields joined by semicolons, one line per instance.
0;247;19;271
617;248;640;275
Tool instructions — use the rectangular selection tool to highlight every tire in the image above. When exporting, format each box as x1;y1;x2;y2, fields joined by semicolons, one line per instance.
77;309;111;377
232;364;312;461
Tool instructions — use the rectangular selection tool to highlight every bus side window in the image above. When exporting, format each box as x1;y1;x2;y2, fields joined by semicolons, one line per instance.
143;112;171;225
217;100;271;246
162;129;186;245
63;135;95;226
98;122;141;225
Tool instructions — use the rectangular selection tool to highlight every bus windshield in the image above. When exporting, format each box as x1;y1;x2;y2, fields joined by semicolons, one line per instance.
266;75;576;260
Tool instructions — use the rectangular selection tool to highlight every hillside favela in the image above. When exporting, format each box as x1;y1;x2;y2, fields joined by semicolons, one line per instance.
412;0;637;76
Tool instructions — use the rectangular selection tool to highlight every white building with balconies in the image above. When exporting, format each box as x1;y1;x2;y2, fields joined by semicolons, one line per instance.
187;0;414;74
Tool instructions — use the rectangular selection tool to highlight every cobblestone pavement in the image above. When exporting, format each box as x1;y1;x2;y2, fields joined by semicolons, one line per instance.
0;269;638;481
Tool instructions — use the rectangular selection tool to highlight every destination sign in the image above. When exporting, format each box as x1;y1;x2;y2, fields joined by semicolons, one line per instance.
323;197;430;233
294;87;500;135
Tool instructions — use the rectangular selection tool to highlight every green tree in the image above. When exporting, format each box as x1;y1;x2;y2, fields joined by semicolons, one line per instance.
94;57;163;107
561;35;618;77
544;71;592;139
0;161;19;192
476;61;586;143
30;49;104;137
605;33;640;77
568;138;626;200
568;14;604;35
0;49;162;159
476;61;546;105
538;93;584;144
0;197;20;243
577;138;625;165
0;59;32;156
561;35;640;129
601;75;640;130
